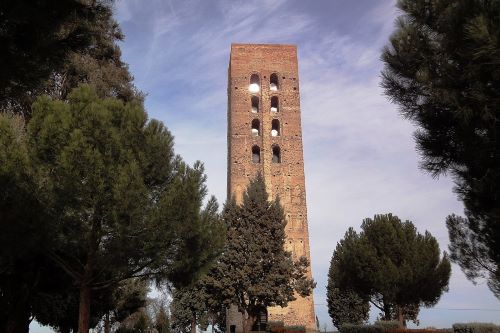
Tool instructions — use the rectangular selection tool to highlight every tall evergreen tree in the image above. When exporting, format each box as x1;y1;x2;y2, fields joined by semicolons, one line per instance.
381;0;500;297
327;214;451;328
210;174;315;333
1;85;223;332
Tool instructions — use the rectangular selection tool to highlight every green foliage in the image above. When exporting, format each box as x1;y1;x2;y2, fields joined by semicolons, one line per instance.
170;285;208;333
1;0;141;122
0;0;107;103
340;324;383;333
0;85;222;331
208;174;315;333
1;0;143;330
0;113;55;332
327;214;450;328
381;0;500;298
0;0;140;116
326;287;369;329
374;321;399;330
453;323;500;333
284;325;306;332
113;279;150;323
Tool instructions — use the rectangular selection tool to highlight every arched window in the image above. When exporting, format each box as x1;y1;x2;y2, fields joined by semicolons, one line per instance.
251;96;259;113
272;145;281;163
270;73;279;91
252;145;261;163
271;119;280;137
251;119;260;136
249;74;260;93
270;96;278;113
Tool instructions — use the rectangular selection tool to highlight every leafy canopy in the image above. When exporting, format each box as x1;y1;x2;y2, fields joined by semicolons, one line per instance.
327;214;450;327
1;85;223;332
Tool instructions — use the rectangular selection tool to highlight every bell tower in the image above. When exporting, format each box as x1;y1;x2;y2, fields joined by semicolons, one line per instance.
227;44;316;331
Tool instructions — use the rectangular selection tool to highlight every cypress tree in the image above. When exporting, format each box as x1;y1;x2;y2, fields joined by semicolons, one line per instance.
210;174;315;333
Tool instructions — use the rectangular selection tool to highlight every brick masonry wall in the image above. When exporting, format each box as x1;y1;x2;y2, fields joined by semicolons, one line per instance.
227;44;316;331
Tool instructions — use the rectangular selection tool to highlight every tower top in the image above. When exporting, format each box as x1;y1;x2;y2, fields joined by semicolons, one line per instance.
229;44;298;73
231;43;297;48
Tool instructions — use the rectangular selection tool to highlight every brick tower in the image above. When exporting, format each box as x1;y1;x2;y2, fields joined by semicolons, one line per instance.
227;44;316;331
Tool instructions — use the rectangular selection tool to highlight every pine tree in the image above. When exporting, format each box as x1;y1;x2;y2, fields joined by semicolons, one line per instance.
381;0;500;297
210;174;315;333
327;214;450;328
0;85;224;332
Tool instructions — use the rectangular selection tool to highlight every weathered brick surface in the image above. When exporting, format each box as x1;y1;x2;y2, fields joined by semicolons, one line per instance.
227;44;316;332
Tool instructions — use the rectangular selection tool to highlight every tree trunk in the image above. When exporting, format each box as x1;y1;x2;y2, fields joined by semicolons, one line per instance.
383;302;391;321
243;315;256;333
191;314;197;333
104;312;110;333
78;285;91;333
396;305;404;328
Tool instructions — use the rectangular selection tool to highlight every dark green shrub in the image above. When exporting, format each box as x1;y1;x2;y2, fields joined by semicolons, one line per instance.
340;324;383;333
388;329;445;333
284;325;306;331
375;321;399;331
453;323;500;333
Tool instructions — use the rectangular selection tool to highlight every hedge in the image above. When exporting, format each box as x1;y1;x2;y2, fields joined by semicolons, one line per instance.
284;325;306;333
453;323;500;333
340;324;383;333
375;321;400;331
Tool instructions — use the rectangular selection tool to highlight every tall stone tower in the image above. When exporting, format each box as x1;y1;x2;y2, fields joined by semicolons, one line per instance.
227;44;316;331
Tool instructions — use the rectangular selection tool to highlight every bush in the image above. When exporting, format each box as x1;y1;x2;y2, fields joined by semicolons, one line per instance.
387;329;446;333
340;324;383;333
453;323;500;333
285;325;306;333
375;321;400;331
269;321;285;333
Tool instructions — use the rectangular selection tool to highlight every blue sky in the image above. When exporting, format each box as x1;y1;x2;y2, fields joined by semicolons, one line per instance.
32;0;500;331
